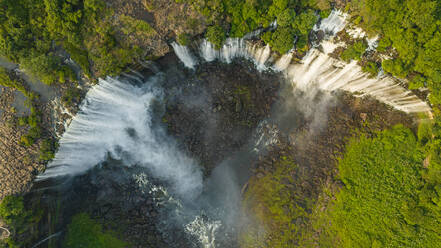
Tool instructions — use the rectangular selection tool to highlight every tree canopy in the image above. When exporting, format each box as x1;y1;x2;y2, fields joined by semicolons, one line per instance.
349;0;441;106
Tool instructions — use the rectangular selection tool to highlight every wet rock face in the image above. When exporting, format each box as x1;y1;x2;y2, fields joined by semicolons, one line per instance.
162;60;281;174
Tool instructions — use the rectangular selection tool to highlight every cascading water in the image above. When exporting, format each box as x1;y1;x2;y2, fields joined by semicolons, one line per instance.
171;9;431;114
313;10;348;35
39;62;271;247
286;41;430;113
40;75;203;198
37;8;433;248
198;38;272;71
171;42;198;69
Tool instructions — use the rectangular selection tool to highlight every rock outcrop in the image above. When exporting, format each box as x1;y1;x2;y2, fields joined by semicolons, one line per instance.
0;88;45;200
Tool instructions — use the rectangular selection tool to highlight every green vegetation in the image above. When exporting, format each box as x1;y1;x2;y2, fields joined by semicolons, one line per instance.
242;122;441;248
340;40;367;62
310;125;441;247
241;156;311;247
262;7;318;54
177;33;192;46
361;61;379;78
0;0;157;81
0;195;43;248
348;0;441;106
0;0;77;85
262;27;296;54
64;213;126;248
0;196;29;227
20;52;75;85
179;0;331;53
206;25;226;49
39;138;58;161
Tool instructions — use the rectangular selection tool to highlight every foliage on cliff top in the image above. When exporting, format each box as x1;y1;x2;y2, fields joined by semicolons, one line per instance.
178;0;331;53
310;125;441;248
349;0;441;107
0;0;164;82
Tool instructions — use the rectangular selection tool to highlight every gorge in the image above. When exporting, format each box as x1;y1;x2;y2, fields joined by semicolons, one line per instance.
1;1;440;248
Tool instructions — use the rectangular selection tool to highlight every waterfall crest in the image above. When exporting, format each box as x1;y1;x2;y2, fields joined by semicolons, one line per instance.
286;40;429;113
172;10;431;114
40;76;203;198
171;42;198;69
313;10;347;35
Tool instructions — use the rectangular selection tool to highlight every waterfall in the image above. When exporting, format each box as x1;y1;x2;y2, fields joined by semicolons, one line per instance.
171;42;198;69
286;41;430;113
313;10;347;35
273;52;293;71
39;76;203;198
200;38;249;64
198;38;273;71
171;9;431;114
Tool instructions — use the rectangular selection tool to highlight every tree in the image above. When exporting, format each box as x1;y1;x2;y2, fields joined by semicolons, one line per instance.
206;25;226;49
20;52;62;85
276;8;296;27
0;196;27;226
340;40;368;62
292;9;318;35
314;126;441;248
262;27;295;54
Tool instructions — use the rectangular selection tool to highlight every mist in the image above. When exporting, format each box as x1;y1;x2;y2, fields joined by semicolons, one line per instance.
40;74;203;199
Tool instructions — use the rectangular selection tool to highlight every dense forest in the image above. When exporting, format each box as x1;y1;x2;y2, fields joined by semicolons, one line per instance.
1;0;441;247
0;0;161;80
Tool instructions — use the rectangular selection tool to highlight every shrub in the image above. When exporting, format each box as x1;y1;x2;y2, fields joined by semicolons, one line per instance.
0;196;27;226
376;37;392;52
64;42;91;77
39;139;57;161
340;40;367;62
361;61;379;77
0;195;43;247
20;52;62;85
276;9;296;27
382;59;408;78
408;74;426;89
206;25;226;50
262;27;295;54
292;9;318;35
